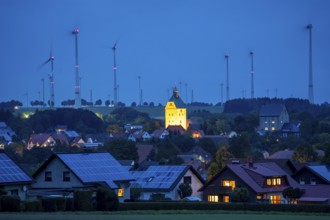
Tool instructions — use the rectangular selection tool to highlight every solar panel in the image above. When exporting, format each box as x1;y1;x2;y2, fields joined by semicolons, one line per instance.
57;153;133;189
0;153;32;183
131;165;188;190
309;165;330;182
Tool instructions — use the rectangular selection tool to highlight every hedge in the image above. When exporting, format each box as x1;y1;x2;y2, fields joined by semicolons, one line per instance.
73;190;93;211
118;202;330;213
23;200;43;212
0;195;21;212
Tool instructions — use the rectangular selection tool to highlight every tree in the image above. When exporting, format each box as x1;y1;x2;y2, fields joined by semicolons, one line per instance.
206;147;233;181
206;162;219;181
96;186;118;211
292;142;317;163
177;183;192;199
282;187;303;204
230;187;249;203
229;133;251;158
130;183;143;201
106;124;123;134
95;99;102;106
105;100;111;107
101;139;139;161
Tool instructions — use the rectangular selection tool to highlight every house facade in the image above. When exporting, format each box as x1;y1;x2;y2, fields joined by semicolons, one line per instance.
0;152;32;200
131;165;205;200
292;165;330;204
165;87;188;130
200;162;300;204
31;152;134;202
259;104;289;132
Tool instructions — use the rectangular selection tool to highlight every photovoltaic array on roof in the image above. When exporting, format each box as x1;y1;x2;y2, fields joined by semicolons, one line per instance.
57;153;133;189
0;153;32;184
131;165;187;190
308;165;330;182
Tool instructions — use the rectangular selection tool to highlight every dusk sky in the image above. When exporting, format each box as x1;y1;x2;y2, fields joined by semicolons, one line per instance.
0;0;329;107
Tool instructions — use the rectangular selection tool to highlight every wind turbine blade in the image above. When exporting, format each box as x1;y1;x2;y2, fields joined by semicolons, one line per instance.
37;59;51;71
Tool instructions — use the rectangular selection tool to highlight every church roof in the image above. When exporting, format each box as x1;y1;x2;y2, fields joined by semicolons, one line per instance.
168;87;185;108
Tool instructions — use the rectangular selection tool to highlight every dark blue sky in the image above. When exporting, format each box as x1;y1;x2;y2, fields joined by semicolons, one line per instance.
0;0;329;106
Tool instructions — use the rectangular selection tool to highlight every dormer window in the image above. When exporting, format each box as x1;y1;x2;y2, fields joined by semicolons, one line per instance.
299;178;305;185
266;177;281;186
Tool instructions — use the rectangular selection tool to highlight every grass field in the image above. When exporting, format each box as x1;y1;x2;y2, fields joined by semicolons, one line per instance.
1;211;330;220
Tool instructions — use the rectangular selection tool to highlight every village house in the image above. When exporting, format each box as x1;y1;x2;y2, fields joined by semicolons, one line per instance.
292;165;330;204
259;103;289;132
0;152;33;200
30;152;134;202
199;161;300;204
131;165;205;201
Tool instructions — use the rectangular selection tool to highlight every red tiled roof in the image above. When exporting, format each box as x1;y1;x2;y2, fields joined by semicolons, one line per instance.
136;144;154;163
29;134;51;145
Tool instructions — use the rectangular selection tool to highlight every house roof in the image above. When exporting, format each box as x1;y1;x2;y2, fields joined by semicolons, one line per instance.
299;184;330;202
307;165;330;182
136;144;154;164
33;152;134;189
29;133;52;145
131;165;205;192
0;152;32;185
168;87;185;108
200;162;299;193
167;125;186;134
269;150;324;160
259;103;286;117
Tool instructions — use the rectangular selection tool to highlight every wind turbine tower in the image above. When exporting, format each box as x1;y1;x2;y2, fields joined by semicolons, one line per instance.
138;75;142;106
112;42;118;106
73;28;81;108
250;51;255;99
307;24;314;104
225;55;230;102
39;48;55;108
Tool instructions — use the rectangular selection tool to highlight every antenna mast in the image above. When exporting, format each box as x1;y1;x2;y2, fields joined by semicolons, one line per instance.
307;24;314;104
225;55;230;102
250;51;255;99
73;28;81;108
112;42;118;106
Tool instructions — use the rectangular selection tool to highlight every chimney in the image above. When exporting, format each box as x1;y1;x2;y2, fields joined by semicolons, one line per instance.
247;156;253;168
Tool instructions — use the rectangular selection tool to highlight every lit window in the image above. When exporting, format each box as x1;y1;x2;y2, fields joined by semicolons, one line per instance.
271;127;275;131
265;127;268;131
208;195;218;202
222;180;235;190
270;195;281;204
223;195;230;203
256;194;263;200
266;178;281;186
272;121;275;124
45;171;52;182
63;171;70;182
118;188;124;197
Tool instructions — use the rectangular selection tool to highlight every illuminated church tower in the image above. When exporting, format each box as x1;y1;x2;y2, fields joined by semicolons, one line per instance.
165;87;188;130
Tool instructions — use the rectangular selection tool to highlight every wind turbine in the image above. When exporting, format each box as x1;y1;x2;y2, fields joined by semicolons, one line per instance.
38;48;55;108
224;54;230;102
250;51;255;99
307;24;314;104
73;27;81;108
112;41;118;106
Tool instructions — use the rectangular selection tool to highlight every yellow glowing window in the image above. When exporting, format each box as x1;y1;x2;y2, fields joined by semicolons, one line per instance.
270;195;281;204
271;127;275;131
222;180;235;190
266;178;281;186
118;188;124;197
256;194;263;200
223;195;230;203
208;195;218;203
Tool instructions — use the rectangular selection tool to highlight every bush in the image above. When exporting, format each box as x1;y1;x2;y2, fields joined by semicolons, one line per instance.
65;198;74;211
149;193;171;201
0;195;21;212
96;187;119;211
41;198;58;212
23;200;43;212
74;190;93;211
